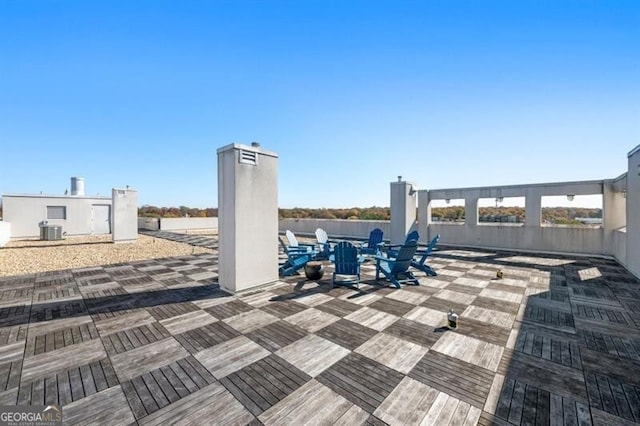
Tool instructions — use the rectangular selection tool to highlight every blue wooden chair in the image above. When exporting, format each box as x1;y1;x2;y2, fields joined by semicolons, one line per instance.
285;230;316;253
331;241;364;288
411;234;440;276
381;230;420;258
359;228;384;255
375;239;419;288
315;228;335;259
279;234;317;276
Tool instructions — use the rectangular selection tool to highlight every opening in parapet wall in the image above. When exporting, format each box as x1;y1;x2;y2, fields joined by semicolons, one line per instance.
540;194;603;227
431;198;465;224
478;196;525;226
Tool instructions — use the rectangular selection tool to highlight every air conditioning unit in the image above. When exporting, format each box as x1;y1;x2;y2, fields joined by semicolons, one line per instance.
40;225;62;241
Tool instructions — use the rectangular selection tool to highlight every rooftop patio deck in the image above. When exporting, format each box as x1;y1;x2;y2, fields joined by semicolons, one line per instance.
1;232;639;425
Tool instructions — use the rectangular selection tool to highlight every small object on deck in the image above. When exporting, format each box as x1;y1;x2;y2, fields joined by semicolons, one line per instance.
496;269;503;279
447;309;458;329
305;261;324;280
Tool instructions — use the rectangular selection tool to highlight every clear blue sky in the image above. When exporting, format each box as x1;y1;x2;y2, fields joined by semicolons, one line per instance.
1;0;638;208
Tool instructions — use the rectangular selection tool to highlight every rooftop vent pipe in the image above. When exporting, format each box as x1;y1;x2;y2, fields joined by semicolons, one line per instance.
70;177;85;196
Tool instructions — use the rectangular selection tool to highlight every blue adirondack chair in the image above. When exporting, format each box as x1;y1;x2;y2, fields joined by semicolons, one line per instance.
375;239;420;288
315;228;335;259
279;233;317;276
411;234;440;276
382;230;420;258
285;230;316;253
360;228;384;255
331;241;364;288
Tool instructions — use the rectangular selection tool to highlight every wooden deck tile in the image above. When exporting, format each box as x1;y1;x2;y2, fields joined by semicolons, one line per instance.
345;307;398;331
121;355;216;420
513;327;582;369
367;298;415;317
316;319;378;351
111;337;190;382
317;352;404;413
0;359;22;392
0;341;25;364
204;299;255;319
94;309;156;336
383;289;428;305
220;354;311;416
383;318;443;348
585;372;640;423
147;301;201;321
581;348;640;386
420;296;468;314
355;333;427;374
29;300;87;323
497;349;587;403
159;310;217;335
61;385;135;425
258;379;363;425
223;309;279;334
294;291;335;307
578;329;640;362
21;338;106;384
283;307;340;333
452;317;511;347
434;289;477;305
174;321;241;354
462;305;516;329
19;358;118;405
102;322;171;356
195;336;270;379
403;306;448;327
431;332;503;372
315;298;362;317
452;277;490;289
139;382;254;425
374;378;482;426
338;291;382;306
245;320;307;352
472;296;521;315
573;303;631;326
409;350;494;408
522;303;575;331
494;377;591;426
276;334;349;377
261;300;309;318
0;323;28;345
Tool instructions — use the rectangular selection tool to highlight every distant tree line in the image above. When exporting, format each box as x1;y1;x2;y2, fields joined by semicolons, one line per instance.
137;205;391;220
138;205;602;225
138;205;218;218
432;206;602;225
279;207;391;220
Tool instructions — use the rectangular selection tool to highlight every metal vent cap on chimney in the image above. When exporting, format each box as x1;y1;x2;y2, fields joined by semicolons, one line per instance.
70;177;85;196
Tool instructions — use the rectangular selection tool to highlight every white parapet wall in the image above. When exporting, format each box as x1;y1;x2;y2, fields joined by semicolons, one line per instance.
612;228;627;268
428;223;604;255
279;218;391;240
160;217;218;232
419;179;613;257
626;146;640;278
138;217;160;231
0;222;11;247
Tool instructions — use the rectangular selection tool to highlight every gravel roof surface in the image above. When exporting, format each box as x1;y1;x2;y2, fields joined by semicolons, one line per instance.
0;234;214;277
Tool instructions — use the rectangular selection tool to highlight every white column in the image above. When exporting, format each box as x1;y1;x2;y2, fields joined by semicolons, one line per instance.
525;192;542;228
417;190;430;243
626;145;640;278
603;181;626;256
390;177;417;245
465;197;479;227
217;143;279;293
112;188;138;243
